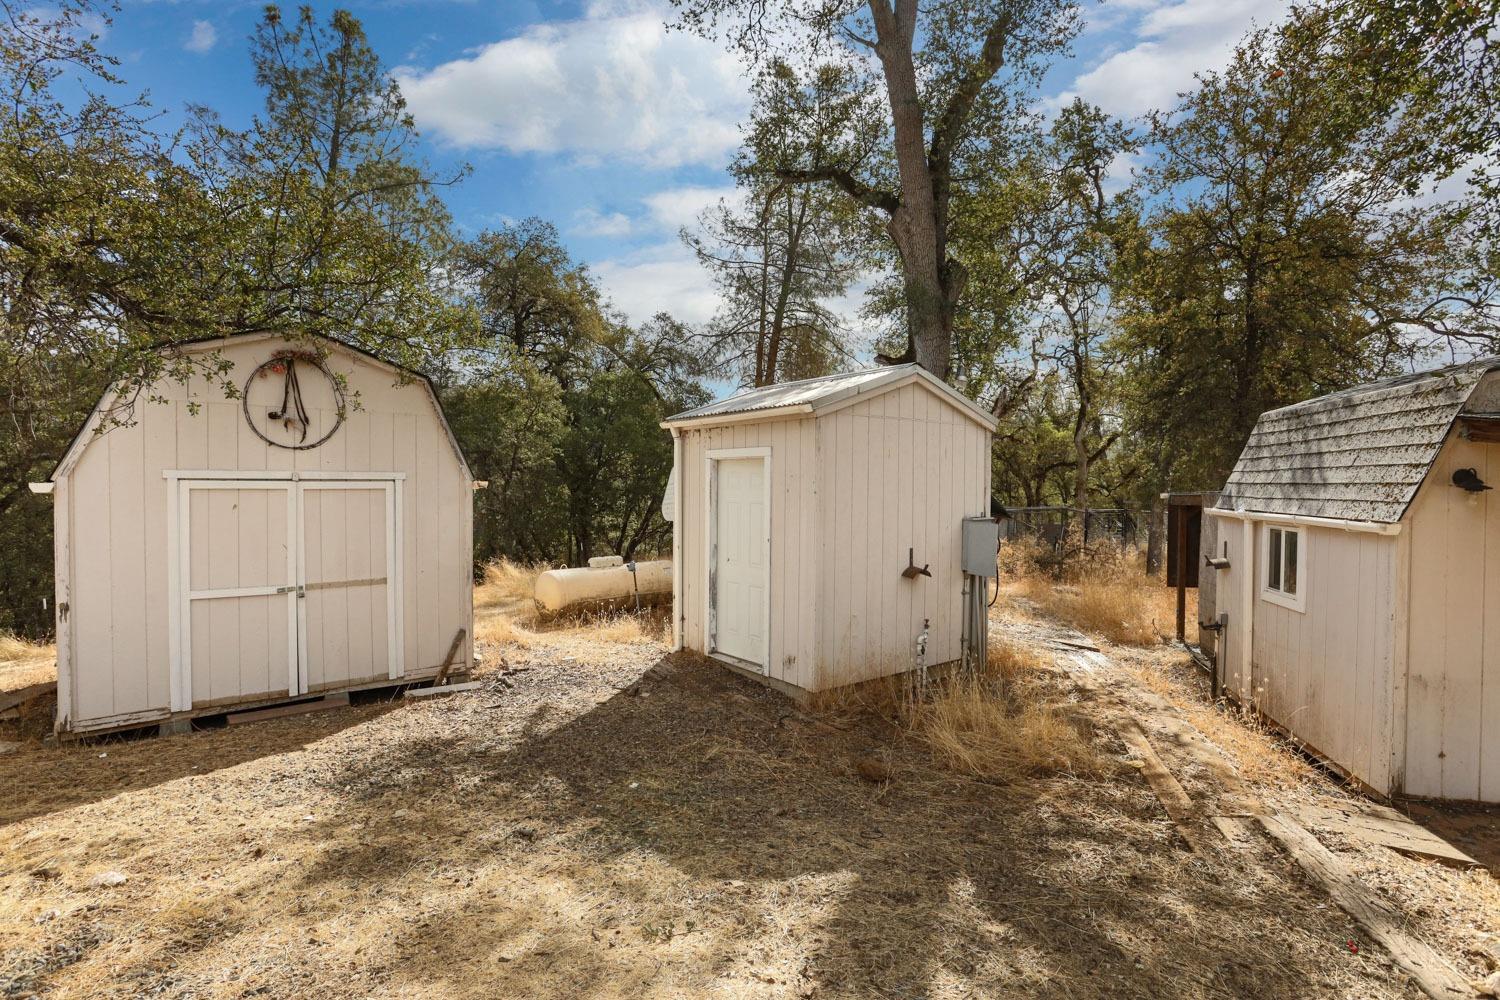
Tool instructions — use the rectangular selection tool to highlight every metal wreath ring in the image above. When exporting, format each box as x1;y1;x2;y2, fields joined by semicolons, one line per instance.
241;351;347;450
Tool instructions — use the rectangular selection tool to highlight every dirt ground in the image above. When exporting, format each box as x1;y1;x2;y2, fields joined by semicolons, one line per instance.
1;591;1497;999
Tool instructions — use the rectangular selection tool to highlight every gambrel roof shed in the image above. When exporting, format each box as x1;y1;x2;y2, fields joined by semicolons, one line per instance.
37;331;475;737
1208;355;1500;803
1217;356;1500;524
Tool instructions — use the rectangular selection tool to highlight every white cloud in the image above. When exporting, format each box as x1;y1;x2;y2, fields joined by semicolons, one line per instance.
572;207;634;237
642;184;740;230
395;4;749;168
184;19;217;54
1060;0;1291;118
1102;149;1144;196
594;241;720;325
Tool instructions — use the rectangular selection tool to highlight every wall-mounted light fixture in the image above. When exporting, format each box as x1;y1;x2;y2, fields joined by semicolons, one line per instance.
1452;467;1492;493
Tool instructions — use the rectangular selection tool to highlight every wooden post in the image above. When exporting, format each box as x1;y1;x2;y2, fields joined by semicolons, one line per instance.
1174;506;1188;642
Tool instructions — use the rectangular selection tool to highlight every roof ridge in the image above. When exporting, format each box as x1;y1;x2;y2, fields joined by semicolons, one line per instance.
1264;355;1500;417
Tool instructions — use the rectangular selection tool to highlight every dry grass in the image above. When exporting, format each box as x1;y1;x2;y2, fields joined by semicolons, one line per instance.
1113;647;1316;791
475;559;545;610
983;631;1045;683
0;632;55;692
915;679;1103;782
811;637;1104;784
475;612;537;649
1002;539;1188;647
910;638;1104;783
586;611;672;645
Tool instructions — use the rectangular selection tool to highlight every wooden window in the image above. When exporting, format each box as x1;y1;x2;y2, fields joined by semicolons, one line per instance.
1262;526;1305;612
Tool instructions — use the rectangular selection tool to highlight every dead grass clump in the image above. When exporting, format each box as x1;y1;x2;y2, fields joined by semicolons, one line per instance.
806;673;918;726
0;632;55;692
1013;550;1187;647
1023;575;1163;646
474;613;536;648
474;559;545;610
914;676;1102;781
0;631;51;663
588;613;653;644
983;636;1045;684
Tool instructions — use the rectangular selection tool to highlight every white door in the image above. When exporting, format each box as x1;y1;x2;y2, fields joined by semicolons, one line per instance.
297;482;399;693
174;477;401;711
176;481;299;710
711;455;769;667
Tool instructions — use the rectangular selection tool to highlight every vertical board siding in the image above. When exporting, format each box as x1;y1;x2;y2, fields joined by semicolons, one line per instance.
59;337;471;729
671;378;992;695
1246;523;1398;795
813;383;987;689
677;417;820;690
1405;434;1500;801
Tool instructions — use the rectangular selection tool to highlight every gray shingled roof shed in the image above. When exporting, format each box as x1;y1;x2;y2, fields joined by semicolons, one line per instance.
1217;356;1500;523
1206;356;1500;803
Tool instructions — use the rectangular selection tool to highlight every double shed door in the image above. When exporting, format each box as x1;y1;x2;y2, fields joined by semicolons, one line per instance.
174;478;402;711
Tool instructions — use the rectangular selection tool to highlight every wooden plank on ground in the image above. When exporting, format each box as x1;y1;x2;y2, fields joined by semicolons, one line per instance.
433;627;467;686
1117;718;1211;854
1288;802;1480;869
1258;813;1473;1000
0;681;56;713
404;680;482;700
227;692;350;726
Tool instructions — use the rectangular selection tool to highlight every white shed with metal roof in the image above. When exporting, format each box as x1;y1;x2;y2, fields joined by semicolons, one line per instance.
1207;356;1500;802
34;332;474;736
661;364;996;696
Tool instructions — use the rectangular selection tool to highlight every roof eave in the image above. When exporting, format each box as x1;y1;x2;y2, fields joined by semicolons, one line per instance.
660;403;816;430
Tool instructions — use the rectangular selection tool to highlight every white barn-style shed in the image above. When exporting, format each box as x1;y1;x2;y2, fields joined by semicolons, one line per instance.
36;332;474;736
661;364;996;696
1208;357;1500;802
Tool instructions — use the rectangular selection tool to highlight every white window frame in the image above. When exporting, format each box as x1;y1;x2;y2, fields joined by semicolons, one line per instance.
1260;524;1306;613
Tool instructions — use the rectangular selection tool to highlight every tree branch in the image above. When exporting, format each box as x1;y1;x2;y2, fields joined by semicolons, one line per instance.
773;166;899;215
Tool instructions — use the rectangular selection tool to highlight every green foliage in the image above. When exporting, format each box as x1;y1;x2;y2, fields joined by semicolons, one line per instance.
1310;0;1500;236
0;3;474;636
186;5;470;367
444;222;710;567
1112;24;1497;495
673;0;1080;376
688;61;870;386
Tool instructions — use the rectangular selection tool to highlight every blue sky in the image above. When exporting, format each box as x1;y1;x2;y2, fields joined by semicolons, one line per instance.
98;0;1288;328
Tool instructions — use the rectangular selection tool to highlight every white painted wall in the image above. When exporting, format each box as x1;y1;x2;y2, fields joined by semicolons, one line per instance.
814;382;990;687
1404;433;1500;802
1213;515;1400;795
677;416;821;690
55;334;473;732
674;379;991;693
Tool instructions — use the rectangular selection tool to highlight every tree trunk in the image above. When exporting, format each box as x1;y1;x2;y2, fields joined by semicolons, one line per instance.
870;0;953;379
1073;433;1089;513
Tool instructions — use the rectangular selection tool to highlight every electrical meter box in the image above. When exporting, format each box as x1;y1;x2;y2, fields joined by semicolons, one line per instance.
961;516;1000;577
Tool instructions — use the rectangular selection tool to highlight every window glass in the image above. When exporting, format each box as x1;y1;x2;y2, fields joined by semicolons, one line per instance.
1283;530;1298;595
1267;527;1283;591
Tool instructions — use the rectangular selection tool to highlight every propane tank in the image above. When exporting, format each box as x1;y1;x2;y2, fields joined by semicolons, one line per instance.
534;559;672;616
